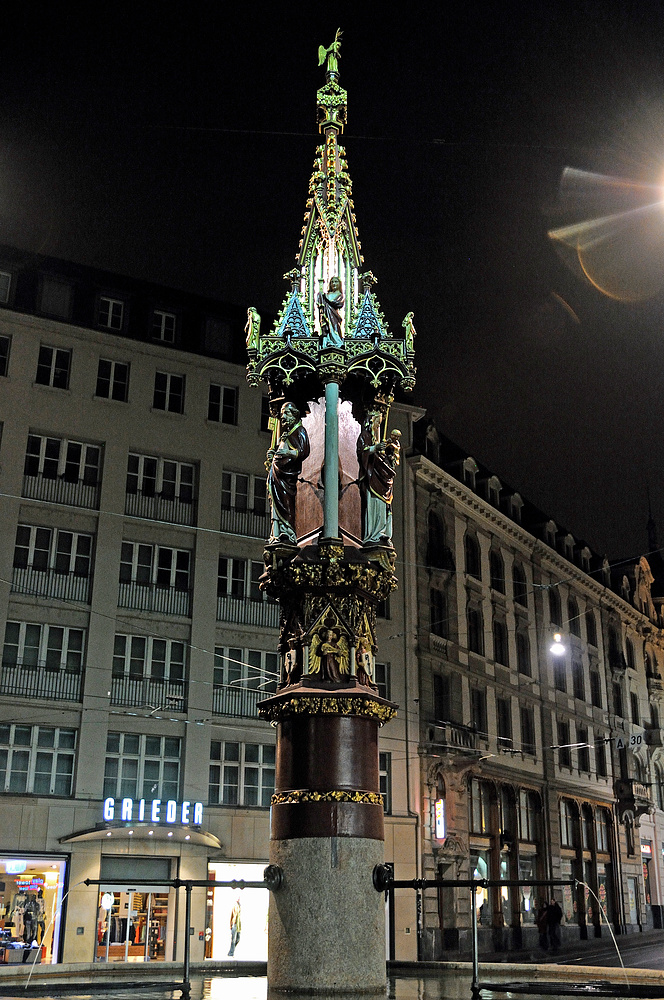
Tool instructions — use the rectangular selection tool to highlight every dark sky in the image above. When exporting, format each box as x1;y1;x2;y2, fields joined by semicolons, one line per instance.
2;3;664;561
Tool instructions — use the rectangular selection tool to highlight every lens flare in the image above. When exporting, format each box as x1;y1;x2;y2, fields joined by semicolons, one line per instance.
548;168;664;301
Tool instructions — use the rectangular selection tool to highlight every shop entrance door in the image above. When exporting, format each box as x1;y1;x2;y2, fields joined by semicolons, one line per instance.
97;889;170;962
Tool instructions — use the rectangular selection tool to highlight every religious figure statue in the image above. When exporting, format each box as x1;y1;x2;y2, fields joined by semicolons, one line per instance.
245;306;261;350
266;402;310;544
309;625;349;682
357;411;401;546
318;28;343;76
356;635;375;688
402;311;416;353
317;276;344;347
634;556;656;620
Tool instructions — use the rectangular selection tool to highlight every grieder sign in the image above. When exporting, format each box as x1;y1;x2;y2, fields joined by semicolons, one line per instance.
103;797;203;825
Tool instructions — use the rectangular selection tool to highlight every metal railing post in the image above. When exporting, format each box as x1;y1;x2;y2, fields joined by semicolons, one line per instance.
471;883;479;1000
182;881;192;998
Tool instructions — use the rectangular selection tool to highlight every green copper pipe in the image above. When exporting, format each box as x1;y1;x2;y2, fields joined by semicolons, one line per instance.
323;379;340;538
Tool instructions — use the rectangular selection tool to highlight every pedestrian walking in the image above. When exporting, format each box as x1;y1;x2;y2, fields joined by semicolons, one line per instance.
536;900;549;951
228;896;241;957
547;897;562;954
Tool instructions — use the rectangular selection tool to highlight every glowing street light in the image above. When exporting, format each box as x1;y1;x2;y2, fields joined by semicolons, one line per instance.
550;632;566;656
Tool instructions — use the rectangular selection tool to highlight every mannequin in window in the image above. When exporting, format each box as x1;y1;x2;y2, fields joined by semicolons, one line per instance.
36;889;46;945
23;893;39;944
10;891;26;940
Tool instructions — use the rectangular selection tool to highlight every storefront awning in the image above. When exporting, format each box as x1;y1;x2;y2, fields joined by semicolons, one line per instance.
59;824;221;848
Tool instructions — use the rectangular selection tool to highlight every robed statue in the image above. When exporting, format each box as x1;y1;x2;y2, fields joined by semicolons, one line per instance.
318;29;343;76
309;625;349;683
317;276;344;347
357;411;401;546
266;402;310;544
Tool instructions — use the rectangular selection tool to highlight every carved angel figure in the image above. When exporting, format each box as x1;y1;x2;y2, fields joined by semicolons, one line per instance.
309;627;349;682
245;306;261;350
318;29;343;75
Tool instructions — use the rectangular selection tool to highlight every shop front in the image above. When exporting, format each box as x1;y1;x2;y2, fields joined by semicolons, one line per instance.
206;862;269;962
95;856;174;963
0;853;68;965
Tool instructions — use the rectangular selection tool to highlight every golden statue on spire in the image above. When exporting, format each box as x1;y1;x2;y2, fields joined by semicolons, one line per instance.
318;28;342;77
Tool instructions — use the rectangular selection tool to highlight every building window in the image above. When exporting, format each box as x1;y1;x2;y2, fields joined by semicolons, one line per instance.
221;471;266;515
512;564;528;607
209;383;239;424
568;598;581;637
433;674;450;721
489;551;505;593
0;335;10;377
548;588;561;626
470;778;490;833
379;751;392;814
553;656;567;693
24;434;101;485
375;662;390;701
40;278;71;318
518;790;539;842
613;681;624;718
630;691;640;726
560;799;576;847
104;733;180;801
217;557;263;601
126;454;195;504
585;611;597;647
3;621;84;672
0;724;76;796
493;619;509;666
152;310;176;343
496;697;512;749
0;270;11;303
209;741;275;807
595;809;611;852
214;646;277;696
153;371;185;413
572;659;585;701
520;706;535;755
596;740;607;777
13;525;92;577
96;359;129;401
465;534;481;579
626;638;636;671
98;296;124;330
577;726;590;773
430;588;447;638
260;395;272;432
120;542;190;590
203;317;231;354
113;635;185;685
428;510;448;569
35;345;71;389
467;606;484;655
558;720;571;768
590;669;602;708
471;687;487;735
516;630;531;676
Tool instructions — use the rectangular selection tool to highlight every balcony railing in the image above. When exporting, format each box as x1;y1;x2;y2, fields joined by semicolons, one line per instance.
11;565;92;603
212;684;276;718
647;673;664;694
220;506;268;539
426;720;479;752
22;474;100;510
0;662;83;701
125;490;197;527
118;581;191;617
110;675;187;712
216;594;279;628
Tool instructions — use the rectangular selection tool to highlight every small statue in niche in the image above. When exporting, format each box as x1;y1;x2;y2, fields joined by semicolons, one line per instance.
357;410;402;546
356;636;376;689
317;276;344;347
266;402;310;544
309;625;349;682
245;306;261;350
283;629;304;686
402;311;416;353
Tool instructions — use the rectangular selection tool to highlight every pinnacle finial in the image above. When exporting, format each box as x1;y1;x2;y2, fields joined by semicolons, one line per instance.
318;28;343;81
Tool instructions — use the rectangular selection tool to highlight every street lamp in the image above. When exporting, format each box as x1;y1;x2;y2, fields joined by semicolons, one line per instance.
550;632;566;656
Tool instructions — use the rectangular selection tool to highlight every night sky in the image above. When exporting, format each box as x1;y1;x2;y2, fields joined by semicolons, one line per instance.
2;3;664;562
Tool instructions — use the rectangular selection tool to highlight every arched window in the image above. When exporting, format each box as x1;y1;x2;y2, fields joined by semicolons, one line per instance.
608;627;621;667
470;778;491;833
568;597;580;637
427;510;446;569
581;804;594;849
516;630;531;676
512;564;527;607
489;551;505;593
467;606;484;655
595;809;611;852
518;790;540;842
585;611;597;647
645;652;654;678
493;619;509;666
625;638;635;671
430;587;447;638
465;534;481;579
549;588;561;626
559;799;576;847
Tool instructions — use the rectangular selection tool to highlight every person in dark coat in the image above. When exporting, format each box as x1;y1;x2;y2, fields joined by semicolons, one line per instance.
547;897;563;953
536;900;549;951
